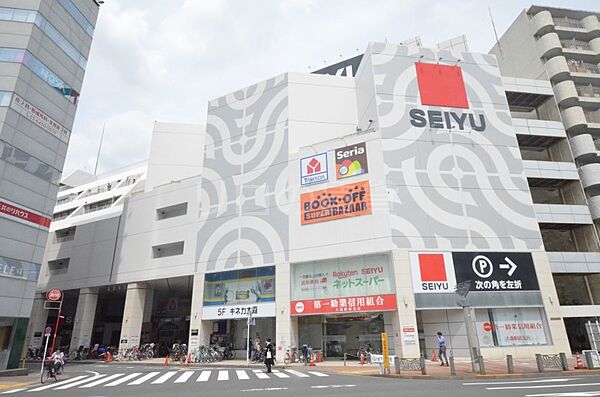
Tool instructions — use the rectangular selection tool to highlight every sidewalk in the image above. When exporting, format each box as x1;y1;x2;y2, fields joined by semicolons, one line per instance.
0;373;39;392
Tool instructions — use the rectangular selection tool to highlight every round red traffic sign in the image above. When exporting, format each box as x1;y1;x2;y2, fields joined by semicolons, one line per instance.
47;289;62;301
483;322;493;332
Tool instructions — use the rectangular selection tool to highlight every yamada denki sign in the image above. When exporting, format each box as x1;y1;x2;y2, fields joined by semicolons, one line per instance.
409;252;539;294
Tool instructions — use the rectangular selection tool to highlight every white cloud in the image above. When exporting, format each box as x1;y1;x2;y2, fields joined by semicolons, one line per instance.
66;0;600;175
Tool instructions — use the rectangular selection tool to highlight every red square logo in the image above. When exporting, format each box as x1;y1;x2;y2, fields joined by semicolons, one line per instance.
415;63;469;109
418;254;447;282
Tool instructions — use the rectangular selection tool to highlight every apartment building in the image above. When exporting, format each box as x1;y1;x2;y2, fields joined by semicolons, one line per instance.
491;5;600;353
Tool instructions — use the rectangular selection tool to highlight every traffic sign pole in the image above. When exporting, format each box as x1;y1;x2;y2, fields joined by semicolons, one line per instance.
40;329;51;377
46;289;63;355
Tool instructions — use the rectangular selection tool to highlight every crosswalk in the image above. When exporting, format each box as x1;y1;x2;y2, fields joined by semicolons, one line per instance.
462;377;600;397
2;368;329;394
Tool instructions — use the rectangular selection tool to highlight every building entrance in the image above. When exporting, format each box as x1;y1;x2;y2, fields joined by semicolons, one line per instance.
298;313;384;359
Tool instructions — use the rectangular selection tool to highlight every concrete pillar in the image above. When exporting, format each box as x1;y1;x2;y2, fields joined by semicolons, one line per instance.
275;263;297;362
189;272;211;351
119;283;149;350
69;288;99;350
391;250;420;358
23;293;48;351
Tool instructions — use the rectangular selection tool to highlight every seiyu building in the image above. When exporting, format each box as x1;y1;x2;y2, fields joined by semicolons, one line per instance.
36;41;571;361
188;41;569;360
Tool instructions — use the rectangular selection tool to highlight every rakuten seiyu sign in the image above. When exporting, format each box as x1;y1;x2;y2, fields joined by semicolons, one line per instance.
409;252;539;294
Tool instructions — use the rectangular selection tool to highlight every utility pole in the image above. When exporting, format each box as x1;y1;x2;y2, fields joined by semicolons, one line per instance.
455;281;480;373
93;123;106;176
246;311;252;367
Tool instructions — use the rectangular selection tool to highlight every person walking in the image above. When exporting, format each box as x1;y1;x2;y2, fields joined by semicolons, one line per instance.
436;331;449;367
264;338;275;373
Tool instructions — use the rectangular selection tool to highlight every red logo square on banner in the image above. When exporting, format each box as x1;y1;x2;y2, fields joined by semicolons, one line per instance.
418;253;447;282
415;63;469;109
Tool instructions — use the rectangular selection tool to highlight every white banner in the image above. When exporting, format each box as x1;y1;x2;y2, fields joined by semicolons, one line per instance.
201;302;276;320
11;94;71;143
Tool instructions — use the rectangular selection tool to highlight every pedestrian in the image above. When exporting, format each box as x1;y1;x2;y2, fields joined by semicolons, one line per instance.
264;338;275;373
253;333;261;362
436;331;449;367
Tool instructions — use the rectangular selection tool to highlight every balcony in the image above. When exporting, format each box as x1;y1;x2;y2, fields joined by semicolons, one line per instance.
561;39;593;52
582;15;600;35
547;251;600;273
579;163;600;190
523;160;579;183
561;106;587;132
531;11;554;36
570;133;600;163
577;84;600;98
534;203;593;225
567;60;600;75
553;16;584;30
585;109;600;124
546;56;570;81
589;195;600;220
537;32;562;58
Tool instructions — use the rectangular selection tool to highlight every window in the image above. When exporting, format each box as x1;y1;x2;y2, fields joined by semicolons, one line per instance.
53;208;76;221
0;255;40;281
0;48;79;104
553;274;593;305
0;140;61;184
0;7;86;69
156;202;188;220
54;226;75;242
152;241;184;258
57;0;94;37
0;91;11;106
477;307;549;347
47;258;69;274
83;196;119;213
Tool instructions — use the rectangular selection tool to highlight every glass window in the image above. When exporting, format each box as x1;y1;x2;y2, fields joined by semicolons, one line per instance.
0;8;87;69
477;307;549;347
0;91;11;107
57;0;94;37
553;274;592;305
587;274;600;305
0;255;40;281
0;47;79;104
0;140;61;184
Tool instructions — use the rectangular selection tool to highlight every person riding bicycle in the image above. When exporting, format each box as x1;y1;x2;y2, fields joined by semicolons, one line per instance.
50;349;64;374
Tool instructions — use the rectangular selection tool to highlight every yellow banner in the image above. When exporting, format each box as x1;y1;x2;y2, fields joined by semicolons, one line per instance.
381;332;389;369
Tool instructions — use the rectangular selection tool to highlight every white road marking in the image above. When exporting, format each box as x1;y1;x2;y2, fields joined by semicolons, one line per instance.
464;379;578;386
80;373;124;388
85;370;100;376
1;388;27;394
312;385;356;389
55;374;106;390
285;369;310;378
174;371;195;383
270;369;289;378
129;371;160;385
241;387;288;392
252;369;270;379
151;371;177;384
218;370;229;381
526;393;600;397
197;371;211;382
236;370;250;380
308;371;329;377
105;372;142;386
28;375;89;392
488;383;600;391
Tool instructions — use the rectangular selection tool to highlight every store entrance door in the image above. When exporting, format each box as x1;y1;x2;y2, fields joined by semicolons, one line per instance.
298;313;384;359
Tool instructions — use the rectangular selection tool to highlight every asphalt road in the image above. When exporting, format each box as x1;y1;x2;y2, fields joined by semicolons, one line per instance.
4;363;600;397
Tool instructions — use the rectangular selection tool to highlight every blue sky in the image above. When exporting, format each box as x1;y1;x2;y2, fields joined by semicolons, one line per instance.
66;0;600;176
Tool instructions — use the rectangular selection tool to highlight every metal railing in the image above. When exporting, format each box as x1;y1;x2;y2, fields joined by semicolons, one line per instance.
585;110;600;123
576;84;600;98
561;39;592;51
553;16;584;29
568;61;600;74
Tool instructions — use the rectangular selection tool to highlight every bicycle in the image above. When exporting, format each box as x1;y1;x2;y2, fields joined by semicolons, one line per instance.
41;361;59;384
284;346;298;365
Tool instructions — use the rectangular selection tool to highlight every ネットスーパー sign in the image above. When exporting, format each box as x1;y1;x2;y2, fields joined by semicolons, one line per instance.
290;254;397;315
300;180;372;225
335;142;368;179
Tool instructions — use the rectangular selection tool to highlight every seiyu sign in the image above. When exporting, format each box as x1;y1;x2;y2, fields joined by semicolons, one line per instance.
410;252;539;293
